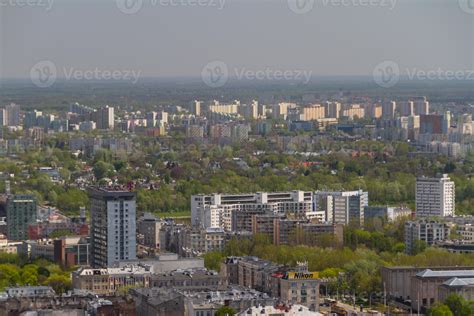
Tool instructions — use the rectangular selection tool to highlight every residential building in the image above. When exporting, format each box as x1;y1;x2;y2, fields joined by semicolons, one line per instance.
314;190;368;226
323;101;341;119
405;220;450;254
382;101;396;119
6;195;37;241
5;286;55;298
416;174;455;217
364;206;412;226
88;186;137;268
191;191;313;231
251;215;343;246
72;264;153;295
95;105;114;130
191;100;201;116
5;103;21;126
238;304;322;316
138;213;162;249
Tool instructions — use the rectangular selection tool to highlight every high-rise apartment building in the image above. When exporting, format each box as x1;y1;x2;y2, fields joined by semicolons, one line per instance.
314;190;368;226
7;195;37;241
0;109;6;126
5;103;21;126
89;187;137;268
96;106;114;130
382;101;396;119
416;174;455;217
323;101;341;119
414;98;429;115
191;100;201;116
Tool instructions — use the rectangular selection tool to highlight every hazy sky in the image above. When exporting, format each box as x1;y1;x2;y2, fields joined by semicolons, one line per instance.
0;0;473;79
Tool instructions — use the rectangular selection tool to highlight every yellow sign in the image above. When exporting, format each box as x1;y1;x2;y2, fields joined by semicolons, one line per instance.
287;272;319;280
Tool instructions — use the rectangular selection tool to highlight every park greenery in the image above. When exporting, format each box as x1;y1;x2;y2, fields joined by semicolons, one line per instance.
3;136;474;219
0;253;73;294
428;294;474;316
204;230;474;301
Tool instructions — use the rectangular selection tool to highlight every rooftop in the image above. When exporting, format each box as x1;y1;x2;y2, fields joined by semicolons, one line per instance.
416;269;474;278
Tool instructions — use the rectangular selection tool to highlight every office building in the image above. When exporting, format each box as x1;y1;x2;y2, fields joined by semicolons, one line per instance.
89;187;137;268
6;195;37;241
405;220;450;254
416;174;455;217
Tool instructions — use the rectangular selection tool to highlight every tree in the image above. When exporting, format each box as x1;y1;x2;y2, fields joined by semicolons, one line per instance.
444;294;474;316
428;304;454;316
215;306;236;316
45;274;72;294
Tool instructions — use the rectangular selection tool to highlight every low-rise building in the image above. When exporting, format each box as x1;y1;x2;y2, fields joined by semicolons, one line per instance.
411;269;474;311
5;286;55;298
438;277;474;302
72;264;154;295
405;220;450;254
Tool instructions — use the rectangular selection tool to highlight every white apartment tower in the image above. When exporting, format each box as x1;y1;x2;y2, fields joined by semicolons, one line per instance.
416;174;455;218
89;187;137;268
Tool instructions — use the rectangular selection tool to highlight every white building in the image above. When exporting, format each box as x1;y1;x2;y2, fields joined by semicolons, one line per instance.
89;187;137;268
416;174;455;217
191;191;313;231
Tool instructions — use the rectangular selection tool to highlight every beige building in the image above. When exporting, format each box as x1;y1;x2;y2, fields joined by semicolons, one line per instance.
342;104;365;119
301;105;325;121
208;100;240;114
72;265;153;295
